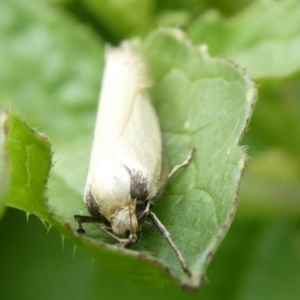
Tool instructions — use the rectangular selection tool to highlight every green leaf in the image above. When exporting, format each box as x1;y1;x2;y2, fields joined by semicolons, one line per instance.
1;0;256;290
47;29;256;289
1;110;52;221
187;0;300;79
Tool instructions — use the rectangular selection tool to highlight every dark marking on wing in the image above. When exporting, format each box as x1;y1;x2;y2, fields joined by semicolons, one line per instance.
125;166;148;201
85;189;105;221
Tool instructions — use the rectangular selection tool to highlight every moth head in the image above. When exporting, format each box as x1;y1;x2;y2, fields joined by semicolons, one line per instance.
110;202;138;242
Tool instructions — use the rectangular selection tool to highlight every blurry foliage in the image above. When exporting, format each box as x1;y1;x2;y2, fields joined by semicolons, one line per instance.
1;0;300;299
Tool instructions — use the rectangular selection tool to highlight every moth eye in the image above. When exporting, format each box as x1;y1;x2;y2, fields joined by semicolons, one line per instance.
125;230;131;238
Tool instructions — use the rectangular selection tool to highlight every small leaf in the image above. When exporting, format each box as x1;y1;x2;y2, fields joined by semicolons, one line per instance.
1;110;52;221
187;0;300;79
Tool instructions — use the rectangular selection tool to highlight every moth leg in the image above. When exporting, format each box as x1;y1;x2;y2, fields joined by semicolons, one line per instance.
97;224;137;247
74;216;137;246
168;148;195;180
137;200;151;222
136;201;154;232
74;215;103;234
148;211;192;276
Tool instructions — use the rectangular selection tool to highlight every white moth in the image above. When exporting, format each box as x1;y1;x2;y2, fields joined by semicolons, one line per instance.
74;43;194;276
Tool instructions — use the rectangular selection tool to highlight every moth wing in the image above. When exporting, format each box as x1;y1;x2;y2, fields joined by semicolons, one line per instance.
85;44;163;201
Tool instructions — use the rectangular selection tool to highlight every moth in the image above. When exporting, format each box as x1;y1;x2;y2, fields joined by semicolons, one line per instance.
74;43;194;276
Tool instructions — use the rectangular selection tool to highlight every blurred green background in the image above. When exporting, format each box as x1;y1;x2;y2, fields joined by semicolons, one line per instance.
1;0;300;299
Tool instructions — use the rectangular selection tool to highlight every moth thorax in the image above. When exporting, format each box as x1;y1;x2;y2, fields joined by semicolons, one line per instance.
111;203;138;239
